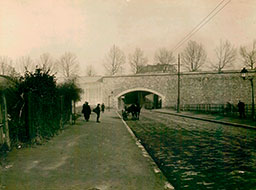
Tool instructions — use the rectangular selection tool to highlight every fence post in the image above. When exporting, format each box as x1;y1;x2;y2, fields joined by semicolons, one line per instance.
2;93;11;150
0;99;4;145
24;93;30;140
70;100;72;124
28;92;35;139
72;100;76;124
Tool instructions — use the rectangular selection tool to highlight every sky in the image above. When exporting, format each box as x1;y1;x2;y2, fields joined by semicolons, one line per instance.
0;0;256;75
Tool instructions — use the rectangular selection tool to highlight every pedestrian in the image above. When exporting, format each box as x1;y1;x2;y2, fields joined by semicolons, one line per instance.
135;103;141;120
93;104;101;123
128;104;136;119
101;103;105;113
225;102;232;115
82;101;91;122
237;100;245;118
122;109;128;120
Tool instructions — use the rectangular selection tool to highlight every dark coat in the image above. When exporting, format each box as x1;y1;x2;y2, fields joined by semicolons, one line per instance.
238;101;245;112
101;104;105;112
93;105;101;115
82;104;91;115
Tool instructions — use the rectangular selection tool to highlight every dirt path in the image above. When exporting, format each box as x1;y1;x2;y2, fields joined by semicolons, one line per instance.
0;111;167;190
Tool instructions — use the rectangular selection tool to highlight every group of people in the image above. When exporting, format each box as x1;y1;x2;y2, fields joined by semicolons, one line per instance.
82;102;105;123
226;100;246;118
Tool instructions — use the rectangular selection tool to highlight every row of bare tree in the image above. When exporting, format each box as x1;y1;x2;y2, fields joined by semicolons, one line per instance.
0;52;81;78
104;39;256;75
1;39;256;77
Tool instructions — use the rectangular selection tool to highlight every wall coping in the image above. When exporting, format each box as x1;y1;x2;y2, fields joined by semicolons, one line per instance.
76;70;255;82
101;69;255;79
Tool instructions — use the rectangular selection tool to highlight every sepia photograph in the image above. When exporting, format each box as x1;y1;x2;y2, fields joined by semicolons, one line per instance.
0;0;256;189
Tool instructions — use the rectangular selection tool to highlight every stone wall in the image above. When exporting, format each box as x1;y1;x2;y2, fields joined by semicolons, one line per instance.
179;72;252;105
79;71;255;108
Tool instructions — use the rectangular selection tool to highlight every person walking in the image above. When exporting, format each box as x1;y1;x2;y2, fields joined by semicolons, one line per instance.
101;103;105;113
238;100;245;118
82;101;91;122
135;103;141;120
93;104;101;123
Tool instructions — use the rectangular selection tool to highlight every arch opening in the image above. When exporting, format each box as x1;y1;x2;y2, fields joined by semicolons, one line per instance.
115;89;164;110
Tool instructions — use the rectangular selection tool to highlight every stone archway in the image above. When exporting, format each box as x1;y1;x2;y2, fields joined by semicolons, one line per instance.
114;87;165;109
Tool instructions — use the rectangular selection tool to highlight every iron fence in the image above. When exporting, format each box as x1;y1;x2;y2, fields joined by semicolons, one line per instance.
174;103;255;119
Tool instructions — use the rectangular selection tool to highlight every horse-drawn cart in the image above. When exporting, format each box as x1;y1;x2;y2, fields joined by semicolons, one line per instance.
122;104;141;121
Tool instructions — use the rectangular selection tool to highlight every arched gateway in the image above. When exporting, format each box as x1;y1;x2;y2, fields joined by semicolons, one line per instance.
115;88;165;109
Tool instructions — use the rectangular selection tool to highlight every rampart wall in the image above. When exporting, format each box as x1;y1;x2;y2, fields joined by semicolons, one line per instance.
100;71;254;108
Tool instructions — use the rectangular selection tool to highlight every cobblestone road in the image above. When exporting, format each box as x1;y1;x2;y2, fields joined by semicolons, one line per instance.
126;111;256;190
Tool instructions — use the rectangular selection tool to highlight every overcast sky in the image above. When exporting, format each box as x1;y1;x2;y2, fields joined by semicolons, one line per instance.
0;0;255;75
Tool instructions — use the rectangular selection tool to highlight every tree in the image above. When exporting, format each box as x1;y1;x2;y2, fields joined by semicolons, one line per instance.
181;40;207;72
0;56;17;76
129;48;148;74
154;48;175;65
57;52;80;79
37;53;57;74
16;56;35;74
154;48;176;73
18;67;59;140
211;40;236;72
85;64;97;76
240;40;256;69
58;78;83;103
104;45;126;76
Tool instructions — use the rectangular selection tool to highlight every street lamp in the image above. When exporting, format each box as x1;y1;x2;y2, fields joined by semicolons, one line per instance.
108;95;110;111
177;54;181;113
108;91;113;111
240;67;255;119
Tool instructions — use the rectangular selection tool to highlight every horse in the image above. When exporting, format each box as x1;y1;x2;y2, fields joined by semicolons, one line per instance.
125;104;141;120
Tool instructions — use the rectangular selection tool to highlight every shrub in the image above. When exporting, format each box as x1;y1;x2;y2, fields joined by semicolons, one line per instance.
57;78;83;123
14;68;59;141
2;68;83;145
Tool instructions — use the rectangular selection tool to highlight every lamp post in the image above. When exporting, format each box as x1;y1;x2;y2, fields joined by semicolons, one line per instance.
108;95;110;111
240;67;255;119
177;54;181;113
108;91;113;111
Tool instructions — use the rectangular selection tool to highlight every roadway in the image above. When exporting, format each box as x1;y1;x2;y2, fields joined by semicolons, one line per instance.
126;110;256;190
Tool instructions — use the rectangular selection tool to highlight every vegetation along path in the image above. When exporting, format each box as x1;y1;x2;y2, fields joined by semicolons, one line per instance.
0;111;168;190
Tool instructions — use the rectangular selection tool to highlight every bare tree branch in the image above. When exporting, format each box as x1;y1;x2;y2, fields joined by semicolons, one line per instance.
181;40;207;72
240;40;256;69
16;56;35;74
85;64;97;76
154;48;175;65
154;48;176;72
0;56;17;77
129;48;148;74
37;53;57;74
104;45;126;76
211;40;236;72
57;52;80;79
